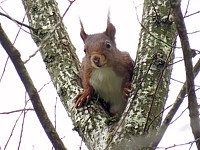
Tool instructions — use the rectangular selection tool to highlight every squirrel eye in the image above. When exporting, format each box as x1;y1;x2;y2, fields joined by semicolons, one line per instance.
105;41;111;49
84;48;86;53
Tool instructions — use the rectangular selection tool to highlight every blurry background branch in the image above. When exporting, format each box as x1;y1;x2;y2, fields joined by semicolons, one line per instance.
0;23;67;150
170;0;200;148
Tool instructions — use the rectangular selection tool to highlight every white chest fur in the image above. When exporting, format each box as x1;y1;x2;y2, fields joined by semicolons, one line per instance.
89;67;125;114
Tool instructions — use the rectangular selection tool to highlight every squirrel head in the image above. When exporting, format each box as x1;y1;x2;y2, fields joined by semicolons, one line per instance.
80;17;117;69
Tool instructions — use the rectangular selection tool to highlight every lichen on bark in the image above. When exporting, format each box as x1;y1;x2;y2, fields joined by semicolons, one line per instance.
125;0;176;135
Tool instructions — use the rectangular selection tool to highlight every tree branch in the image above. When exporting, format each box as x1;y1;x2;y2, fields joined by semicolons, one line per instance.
150;58;200;148
0;109;34;114
170;0;200;148
0;24;67;150
0;12;35;31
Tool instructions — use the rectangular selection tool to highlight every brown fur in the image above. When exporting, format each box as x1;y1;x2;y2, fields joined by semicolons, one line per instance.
74;17;134;115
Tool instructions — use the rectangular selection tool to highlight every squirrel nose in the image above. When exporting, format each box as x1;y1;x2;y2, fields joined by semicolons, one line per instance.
92;56;100;65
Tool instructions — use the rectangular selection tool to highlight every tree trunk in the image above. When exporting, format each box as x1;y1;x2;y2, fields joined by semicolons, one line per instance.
22;0;176;149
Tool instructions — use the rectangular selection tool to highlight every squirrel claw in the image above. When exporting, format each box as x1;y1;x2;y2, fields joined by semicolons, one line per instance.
123;87;131;97
74;89;92;108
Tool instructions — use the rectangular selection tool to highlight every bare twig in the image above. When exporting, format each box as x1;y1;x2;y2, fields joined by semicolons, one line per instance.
171;77;200;88
184;11;200;18
79;139;83;150
170;107;187;124
0;24;67;150
0;6;33;36
0;11;35;31
17;109;26;150
0;0;7;4
157;139;199;149
13;12;27;45
0;109;34;114
0;56;9;83
187;29;200;34
38;80;52;92
168;58;184;66
18;92;29;150
62;0;76;19
0;11;26;82
171;1;200;149
21;81;52;104
54;98;57;129
23;48;40;64
4;110;24;150
183;0;191;17
4;92;30;150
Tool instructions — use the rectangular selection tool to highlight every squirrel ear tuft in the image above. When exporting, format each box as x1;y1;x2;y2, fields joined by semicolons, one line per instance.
80;19;88;42
105;13;116;41
105;22;116;41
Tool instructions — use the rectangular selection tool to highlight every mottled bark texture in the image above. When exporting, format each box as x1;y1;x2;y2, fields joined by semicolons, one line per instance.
22;0;176;149
131;0;176;133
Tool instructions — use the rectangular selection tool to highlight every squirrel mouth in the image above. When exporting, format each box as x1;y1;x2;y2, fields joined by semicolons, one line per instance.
91;55;107;68
92;60;107;68
94;62;106;68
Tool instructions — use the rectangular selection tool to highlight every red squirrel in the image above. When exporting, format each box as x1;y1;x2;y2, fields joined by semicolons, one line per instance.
74;17;134;115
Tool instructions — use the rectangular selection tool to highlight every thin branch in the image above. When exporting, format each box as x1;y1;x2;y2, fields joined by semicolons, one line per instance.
24;48;40;64
157;139;199;150
171;77;185;84
4;109;24;150
54;98;57;130
0;24;67;150
38;80;52;92
171;77;200;88
184;11;200;18
0;56;9;83
22;81;52;103
18;109;26;150
187;29;200;34
62;0;76;19
12;12;27;45
18;92;28;150
52;98;57;150
150;58;200;148
0;6;34;36
0;11;35;31
183;0;191;17
170;107;187;124
171;1;200;149
0;0;7;4
0;11;26;83
79;139;83;150
145;104;173;132
0;109;34;114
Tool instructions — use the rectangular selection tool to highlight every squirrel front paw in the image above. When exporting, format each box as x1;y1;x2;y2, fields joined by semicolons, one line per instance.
74;88;93;108
123;83;132;97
